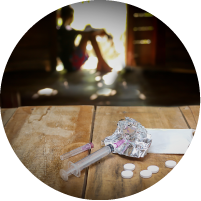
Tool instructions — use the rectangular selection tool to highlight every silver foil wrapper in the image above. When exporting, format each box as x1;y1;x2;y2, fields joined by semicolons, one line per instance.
102;117;152;158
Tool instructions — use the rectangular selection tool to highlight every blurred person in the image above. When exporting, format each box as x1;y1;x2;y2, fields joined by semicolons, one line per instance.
57;5;112;72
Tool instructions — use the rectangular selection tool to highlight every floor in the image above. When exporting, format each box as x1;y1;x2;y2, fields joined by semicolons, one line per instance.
0;67;200;108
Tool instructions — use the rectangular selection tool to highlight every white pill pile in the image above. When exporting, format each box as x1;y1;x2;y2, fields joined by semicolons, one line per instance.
121;163;135;179
121;160;176;179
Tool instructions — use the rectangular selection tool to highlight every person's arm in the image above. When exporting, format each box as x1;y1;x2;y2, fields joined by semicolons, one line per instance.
75;25;112;39
77;29;103;36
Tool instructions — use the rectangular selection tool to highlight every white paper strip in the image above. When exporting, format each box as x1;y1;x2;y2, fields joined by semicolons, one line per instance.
147;129;194;154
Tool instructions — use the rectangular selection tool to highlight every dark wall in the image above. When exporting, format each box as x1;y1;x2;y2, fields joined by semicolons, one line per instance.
165;26;194;70
5;12;57;72
126;5;195;73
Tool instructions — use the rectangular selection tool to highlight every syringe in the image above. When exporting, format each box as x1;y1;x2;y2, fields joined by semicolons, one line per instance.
60;142;94;160
60;139;125;181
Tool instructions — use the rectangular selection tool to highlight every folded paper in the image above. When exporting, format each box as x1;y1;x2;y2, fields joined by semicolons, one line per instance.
147;129;194;154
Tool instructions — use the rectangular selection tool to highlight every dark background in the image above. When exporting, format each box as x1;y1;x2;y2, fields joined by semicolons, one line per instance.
1;1;200;108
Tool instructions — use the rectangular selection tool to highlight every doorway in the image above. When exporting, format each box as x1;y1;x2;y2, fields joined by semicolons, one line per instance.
57;1;127;71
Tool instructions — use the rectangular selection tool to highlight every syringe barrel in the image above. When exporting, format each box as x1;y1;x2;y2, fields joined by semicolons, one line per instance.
60;142;94;160
60;145;113;181
75;145;112;172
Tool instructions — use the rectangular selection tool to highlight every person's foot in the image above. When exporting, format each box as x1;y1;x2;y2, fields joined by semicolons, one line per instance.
96;60;112;72
96;61;102;71
101;61;112;72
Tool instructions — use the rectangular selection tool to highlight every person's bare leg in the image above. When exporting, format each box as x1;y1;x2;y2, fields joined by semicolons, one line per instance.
78;34;89;54
89;35;112;72
78;32;112;72
78;33;102;71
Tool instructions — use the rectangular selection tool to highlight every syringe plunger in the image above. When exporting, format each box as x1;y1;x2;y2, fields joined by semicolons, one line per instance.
60;145;113;181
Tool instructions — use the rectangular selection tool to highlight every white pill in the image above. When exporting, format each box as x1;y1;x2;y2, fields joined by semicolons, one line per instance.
121;170;133;179
140;170;152;178
165;160;177;168
124;163;135;171
147;165;159;173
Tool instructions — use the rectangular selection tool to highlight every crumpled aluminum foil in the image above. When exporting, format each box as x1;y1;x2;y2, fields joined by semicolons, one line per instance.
102;117;152;158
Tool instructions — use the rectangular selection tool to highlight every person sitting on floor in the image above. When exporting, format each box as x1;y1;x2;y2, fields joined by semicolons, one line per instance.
57;5;112;72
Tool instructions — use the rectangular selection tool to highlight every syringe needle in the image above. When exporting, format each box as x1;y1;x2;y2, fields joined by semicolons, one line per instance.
60;142;94;160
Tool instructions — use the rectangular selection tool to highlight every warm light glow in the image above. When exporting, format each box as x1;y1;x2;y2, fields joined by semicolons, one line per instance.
64;81;68;88
95;76;102;81
66;25;73;30
97;88;112;96
107;57;124;71
100;36;108;43
52;90;58;95
112;38;124;54
133;26;154;31
134;13;153;17
81;56;98;70
110;90;116;96
97;82;103;87
139;93;146;100
102;71;118;85
101;42;111;52
57;18;63;26
74;34;82;46
122;81;127;88
71;2;126;69
86;43;93;51
134;39;151;44
90;94;98;100
96;36;103;42
96;88;116;96
56;63;64;71
89;69;96;74
32;93;39;99
38;88;58;96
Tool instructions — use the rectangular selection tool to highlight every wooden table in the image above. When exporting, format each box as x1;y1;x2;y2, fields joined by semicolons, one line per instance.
1;106;199;199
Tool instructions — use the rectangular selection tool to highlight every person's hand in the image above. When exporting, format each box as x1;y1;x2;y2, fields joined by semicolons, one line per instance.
96;29;106;36
91;29;104;36
107;34;113;40
100;29;113;39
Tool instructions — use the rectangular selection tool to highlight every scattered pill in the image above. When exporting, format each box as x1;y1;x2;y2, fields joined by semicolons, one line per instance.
147;165;159;173
140;170;152;178
121;170;133;179
124;163;135;171
165;160;177;168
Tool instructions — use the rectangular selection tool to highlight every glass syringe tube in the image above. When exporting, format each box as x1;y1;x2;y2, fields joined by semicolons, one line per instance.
60;145;114;181
60;142;94;160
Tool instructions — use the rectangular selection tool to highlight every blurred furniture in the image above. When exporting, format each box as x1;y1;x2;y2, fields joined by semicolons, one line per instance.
126;5;195;73
0;91;21;108
2;105;199;199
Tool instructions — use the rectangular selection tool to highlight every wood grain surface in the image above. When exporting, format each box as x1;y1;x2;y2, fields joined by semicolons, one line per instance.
4;106;94;198
85;106;190;200
2;105;199;199
1;108;17;126
180;106;200;129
